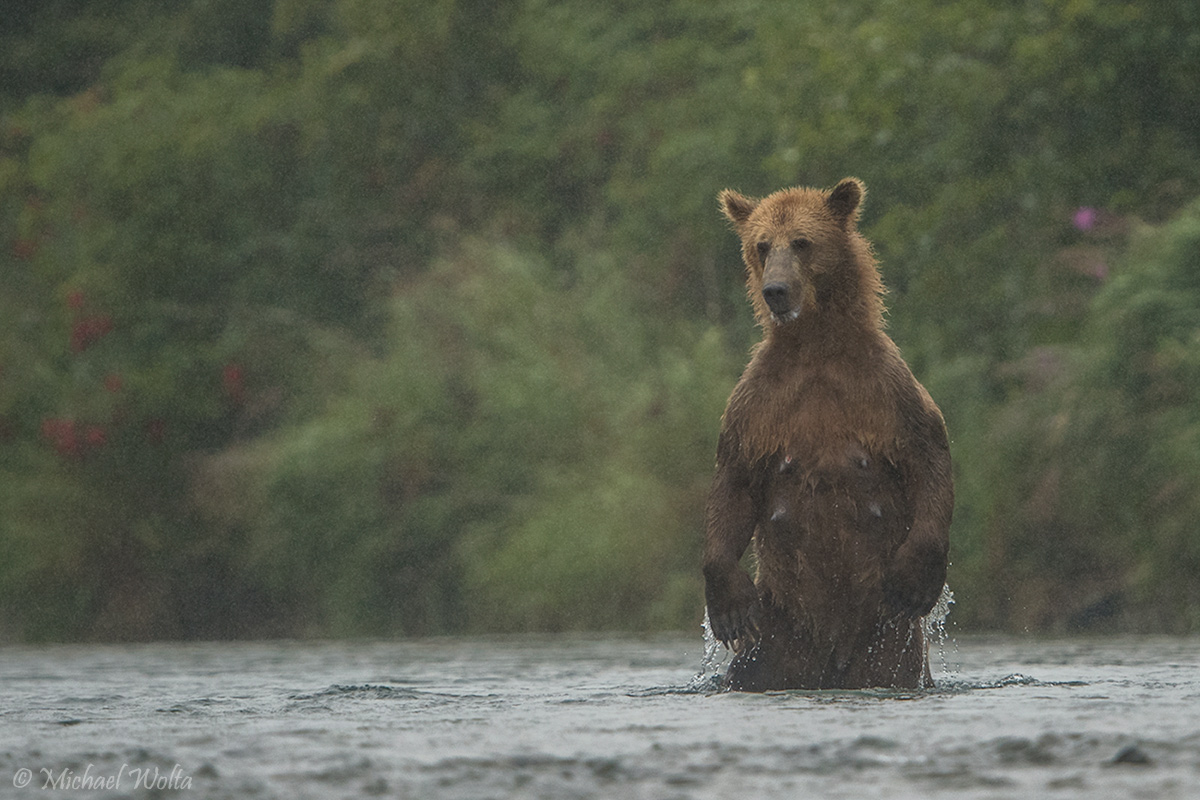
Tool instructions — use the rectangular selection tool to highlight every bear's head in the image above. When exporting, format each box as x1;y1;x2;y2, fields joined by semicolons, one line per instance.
719;178;883;332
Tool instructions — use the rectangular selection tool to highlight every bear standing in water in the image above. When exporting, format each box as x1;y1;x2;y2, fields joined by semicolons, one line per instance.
703;178;953;691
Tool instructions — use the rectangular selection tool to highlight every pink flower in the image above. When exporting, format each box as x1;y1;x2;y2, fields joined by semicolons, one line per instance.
1072;206;1098;231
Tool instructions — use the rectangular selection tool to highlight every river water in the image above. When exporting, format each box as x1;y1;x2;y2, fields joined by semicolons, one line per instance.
1;633;1198;799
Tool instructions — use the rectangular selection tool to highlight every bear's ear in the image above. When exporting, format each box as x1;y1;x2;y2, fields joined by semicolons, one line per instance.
719;189;758;227
827;178;866;222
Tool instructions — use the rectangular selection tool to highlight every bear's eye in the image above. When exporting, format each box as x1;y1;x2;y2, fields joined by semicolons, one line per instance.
755;241;770;258
791;238;811;251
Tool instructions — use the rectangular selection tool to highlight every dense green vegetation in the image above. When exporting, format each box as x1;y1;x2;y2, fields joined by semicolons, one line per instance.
2;0;1199;640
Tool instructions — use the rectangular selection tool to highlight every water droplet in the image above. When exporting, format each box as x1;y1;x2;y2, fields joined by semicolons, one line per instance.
922;584;957;678
690;610;733;691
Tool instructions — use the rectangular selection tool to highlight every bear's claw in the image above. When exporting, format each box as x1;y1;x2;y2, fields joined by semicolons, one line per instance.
705;570;762;649
883;578;941;619
883;538;947;618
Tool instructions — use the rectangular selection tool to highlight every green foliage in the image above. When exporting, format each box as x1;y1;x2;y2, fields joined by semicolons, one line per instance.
0;26;374;638
2;0;1200;639
188;240;734;634
956;202;1200;632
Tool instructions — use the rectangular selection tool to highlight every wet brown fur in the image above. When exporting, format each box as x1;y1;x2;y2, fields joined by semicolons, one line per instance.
703;178;953;691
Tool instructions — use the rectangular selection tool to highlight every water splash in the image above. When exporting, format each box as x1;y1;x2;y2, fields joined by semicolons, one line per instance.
923;583;957;679
688;610;732;692
691;586;957;691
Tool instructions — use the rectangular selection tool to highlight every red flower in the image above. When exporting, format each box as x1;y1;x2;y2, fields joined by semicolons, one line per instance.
39;417;62;440
222;363;245;402
70;314;113;352
11;238;37;261
84;425;107;447
103;373;123;393
66;290;85;310
40;417;80;458
145;418;166;443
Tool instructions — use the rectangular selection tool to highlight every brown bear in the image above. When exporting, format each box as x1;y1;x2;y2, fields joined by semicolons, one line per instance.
703;178;953;691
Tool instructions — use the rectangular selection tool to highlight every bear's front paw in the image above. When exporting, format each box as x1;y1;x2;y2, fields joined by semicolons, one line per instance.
884;540;947;619
704;569;761;649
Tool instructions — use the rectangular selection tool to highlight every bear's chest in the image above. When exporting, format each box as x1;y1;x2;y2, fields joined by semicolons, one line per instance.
752;442;912;565
727;364;913;555
727;364;900;466
757;442;907;521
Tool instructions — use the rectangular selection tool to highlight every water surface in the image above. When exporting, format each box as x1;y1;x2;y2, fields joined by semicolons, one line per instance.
2;634;1198;798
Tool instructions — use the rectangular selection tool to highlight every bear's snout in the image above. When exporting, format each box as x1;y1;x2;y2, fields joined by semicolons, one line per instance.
762;282;791;316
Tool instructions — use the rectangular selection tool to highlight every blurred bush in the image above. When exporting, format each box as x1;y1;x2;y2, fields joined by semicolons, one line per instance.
957;201;1200;632
1;0;1199;639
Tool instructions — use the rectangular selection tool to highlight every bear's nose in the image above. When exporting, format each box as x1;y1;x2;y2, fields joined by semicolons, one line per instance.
762;282;791;315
